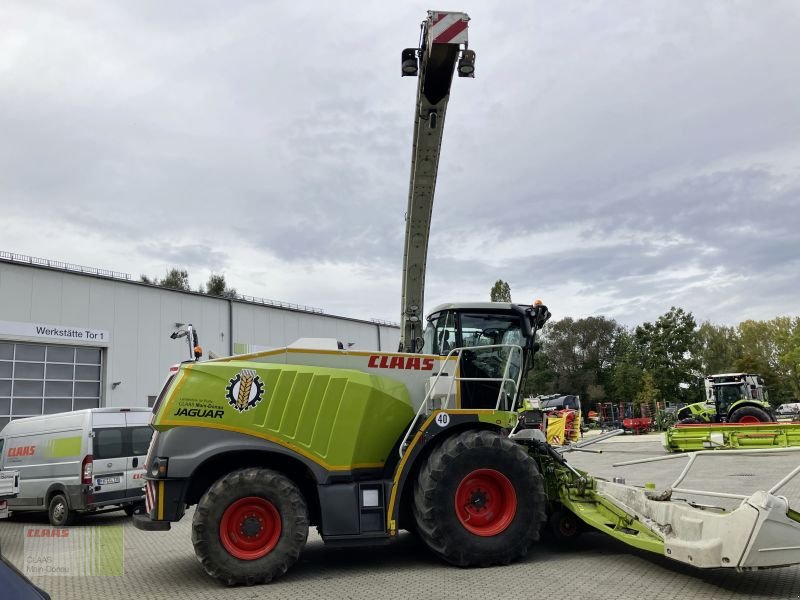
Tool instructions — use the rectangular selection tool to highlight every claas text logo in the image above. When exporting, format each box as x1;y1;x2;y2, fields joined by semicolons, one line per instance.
226;368;265;412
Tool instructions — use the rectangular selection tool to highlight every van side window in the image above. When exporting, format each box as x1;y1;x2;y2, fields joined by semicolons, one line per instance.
131;427;153;456
94;428;125;459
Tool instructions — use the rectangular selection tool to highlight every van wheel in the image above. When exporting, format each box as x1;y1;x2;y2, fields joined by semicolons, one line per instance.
192;467;309;586
48;494;74;526
123;503;144;517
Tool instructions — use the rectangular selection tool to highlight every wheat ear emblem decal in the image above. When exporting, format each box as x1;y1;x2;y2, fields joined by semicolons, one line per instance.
225;368;265;412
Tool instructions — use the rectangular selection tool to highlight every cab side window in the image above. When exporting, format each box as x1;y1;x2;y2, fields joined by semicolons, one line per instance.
436;312;457;354
423;311;457;355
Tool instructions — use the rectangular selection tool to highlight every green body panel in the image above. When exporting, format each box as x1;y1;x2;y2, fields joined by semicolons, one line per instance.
154;361;415;470
528;446;665;556
45;436;82;458
559;483;665;555
477;411;517;429
665;422;800;452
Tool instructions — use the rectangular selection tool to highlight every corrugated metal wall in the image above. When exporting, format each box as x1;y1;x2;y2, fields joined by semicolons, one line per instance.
0;262;399;410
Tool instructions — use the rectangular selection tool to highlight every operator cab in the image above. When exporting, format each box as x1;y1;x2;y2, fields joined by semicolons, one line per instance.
705;373;769;421
422;302;549;410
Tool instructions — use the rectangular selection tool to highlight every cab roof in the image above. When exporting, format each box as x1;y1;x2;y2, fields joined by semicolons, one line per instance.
427;302;530;316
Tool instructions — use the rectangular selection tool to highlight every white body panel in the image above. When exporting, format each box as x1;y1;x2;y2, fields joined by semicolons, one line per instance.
596;481;800;569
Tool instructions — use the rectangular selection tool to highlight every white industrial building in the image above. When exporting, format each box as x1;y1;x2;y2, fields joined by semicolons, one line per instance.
0;252;399;427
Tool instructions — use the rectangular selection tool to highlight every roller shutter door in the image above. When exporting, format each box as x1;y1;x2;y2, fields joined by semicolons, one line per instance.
0;341;102;428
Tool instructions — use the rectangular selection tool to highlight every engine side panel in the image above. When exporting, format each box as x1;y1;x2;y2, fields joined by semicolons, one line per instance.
153;361;415;472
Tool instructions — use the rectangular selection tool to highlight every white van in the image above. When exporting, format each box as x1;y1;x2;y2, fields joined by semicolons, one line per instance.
0;408;152;525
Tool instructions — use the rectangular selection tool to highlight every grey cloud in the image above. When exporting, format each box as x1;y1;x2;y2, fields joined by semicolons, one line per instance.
1;1;799;326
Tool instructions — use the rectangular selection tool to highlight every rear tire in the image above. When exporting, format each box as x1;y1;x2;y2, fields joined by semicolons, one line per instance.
547;509;582;546
729;406;772;424
192;467;309;586
413;429;546;567
48;494;74;526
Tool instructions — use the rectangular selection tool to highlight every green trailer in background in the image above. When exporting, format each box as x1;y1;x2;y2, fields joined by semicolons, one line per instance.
665;421;800;452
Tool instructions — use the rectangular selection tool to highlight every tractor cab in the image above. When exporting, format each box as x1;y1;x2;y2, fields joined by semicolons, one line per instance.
422;302;550;410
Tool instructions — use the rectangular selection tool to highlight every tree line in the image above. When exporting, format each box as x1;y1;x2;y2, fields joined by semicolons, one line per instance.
524;308;800;408
140;269;238;298
490;279;799;408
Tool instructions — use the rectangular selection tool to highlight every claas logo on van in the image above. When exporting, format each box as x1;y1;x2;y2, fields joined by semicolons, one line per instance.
8;445;36;458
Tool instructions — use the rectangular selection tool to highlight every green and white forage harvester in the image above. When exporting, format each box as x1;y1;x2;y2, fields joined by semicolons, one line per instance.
134;11;800;586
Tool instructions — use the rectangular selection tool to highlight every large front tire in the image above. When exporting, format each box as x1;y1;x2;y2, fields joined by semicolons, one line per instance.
413;430;546;567
192;467;309;586
729;406;772;424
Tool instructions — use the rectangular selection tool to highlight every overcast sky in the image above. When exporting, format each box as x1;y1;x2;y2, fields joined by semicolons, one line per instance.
1;1;798;326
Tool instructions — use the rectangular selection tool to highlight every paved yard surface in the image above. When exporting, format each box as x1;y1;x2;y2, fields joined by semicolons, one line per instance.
2;434;799;600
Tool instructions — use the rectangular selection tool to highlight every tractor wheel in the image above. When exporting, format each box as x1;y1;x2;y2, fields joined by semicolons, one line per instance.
192;467;308;586
413;429;546;567
729;406;772;424
679;418;702;425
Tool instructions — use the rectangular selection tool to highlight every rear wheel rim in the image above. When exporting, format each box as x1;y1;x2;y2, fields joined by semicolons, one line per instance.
557;515;577;537
454;469;517;537
737;415;761;424
220;497;281;560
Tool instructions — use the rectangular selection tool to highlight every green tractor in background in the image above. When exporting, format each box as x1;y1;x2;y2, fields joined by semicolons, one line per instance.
678;373;777;424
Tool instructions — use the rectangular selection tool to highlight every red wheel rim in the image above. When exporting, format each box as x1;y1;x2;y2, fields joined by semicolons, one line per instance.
219;497;281;560
454;469;517;537
737;415;761;424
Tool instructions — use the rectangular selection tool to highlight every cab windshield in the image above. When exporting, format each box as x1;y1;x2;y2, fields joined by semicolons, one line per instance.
459;313;523;349
422;312;523;355
714;384;745;411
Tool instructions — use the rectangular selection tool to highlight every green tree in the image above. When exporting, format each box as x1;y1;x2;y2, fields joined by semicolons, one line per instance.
610;329;643;402
159;268;191;291
635;371;660;411
697;321;741;374
634;307;700;403
490;280;512;302
736;317;800;404
204;273;237;298
532;316;620;401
